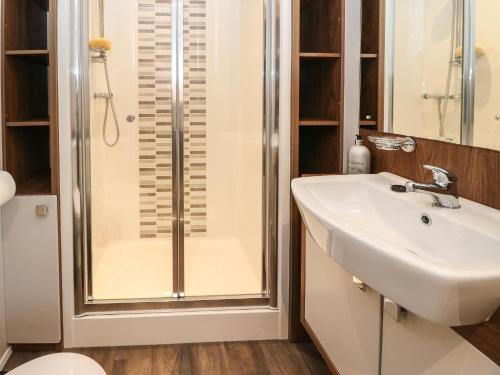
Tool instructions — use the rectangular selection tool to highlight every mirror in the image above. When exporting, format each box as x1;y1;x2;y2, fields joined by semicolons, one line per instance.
385;0;500;151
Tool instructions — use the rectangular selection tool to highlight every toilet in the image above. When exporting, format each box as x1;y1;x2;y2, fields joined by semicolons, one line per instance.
7;353;106;375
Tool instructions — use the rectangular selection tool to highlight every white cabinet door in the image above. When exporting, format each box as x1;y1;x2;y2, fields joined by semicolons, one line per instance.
305;230;381;375
382;310;500;375
2;196;61;343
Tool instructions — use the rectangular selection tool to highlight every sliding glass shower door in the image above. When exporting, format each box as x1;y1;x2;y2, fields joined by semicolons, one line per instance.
73;0;277;312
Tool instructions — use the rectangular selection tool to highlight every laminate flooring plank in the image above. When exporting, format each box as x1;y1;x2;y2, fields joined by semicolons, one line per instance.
224;341;272;375
259;341;317;375
3;341;330;375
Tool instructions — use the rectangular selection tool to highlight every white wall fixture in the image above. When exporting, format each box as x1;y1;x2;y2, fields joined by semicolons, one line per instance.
292;173;500;326
2;196;61;343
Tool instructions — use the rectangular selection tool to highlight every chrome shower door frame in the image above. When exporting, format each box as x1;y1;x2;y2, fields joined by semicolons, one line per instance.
71;0;280;315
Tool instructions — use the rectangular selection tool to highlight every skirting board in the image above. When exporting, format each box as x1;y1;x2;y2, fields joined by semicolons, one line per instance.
67;309;283;348
0;346;12;370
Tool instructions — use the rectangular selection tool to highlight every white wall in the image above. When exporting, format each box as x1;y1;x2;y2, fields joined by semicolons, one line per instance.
205;0;264;279
88;0;140;266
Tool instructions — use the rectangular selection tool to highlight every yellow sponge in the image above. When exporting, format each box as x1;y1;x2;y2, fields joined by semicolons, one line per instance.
455;46;484;59
89;38;112;51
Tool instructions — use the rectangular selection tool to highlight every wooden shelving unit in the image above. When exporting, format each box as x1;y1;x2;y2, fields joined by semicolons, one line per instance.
2;0;58;195
359;0;384;131
290;0;344;342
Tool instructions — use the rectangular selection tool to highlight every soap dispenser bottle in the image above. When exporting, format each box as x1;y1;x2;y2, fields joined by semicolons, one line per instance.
347;135;371;174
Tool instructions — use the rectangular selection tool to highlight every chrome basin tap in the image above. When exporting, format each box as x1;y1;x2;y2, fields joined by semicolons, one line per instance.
404;165;461;209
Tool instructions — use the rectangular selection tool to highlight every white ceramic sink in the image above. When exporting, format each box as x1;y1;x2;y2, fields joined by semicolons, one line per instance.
292;172;500;327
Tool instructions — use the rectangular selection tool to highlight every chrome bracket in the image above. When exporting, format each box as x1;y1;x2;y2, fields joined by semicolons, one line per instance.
384;297;407;322
353;276;367;292
368;136;416;153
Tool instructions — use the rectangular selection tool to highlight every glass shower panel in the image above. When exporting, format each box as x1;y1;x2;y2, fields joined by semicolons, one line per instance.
88;0;174;300
182;0;265;297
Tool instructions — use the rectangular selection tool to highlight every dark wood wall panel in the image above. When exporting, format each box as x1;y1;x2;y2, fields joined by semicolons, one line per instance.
300;59;341;121
361;129;500;366
300;0;341;53
4;126;51;194
361;0;380;54
359;59;379;123
4;0;48;50
299;126;340;175
4;57;49;122
361;130;500;210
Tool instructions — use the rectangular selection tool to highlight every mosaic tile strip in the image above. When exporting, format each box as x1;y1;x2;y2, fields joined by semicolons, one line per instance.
138;0;207;239
183;0;207;237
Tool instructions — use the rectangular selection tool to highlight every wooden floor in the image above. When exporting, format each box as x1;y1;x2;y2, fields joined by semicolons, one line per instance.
4;341;331;375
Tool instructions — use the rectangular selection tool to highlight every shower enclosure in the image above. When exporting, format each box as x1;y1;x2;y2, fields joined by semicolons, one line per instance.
71;0;279;314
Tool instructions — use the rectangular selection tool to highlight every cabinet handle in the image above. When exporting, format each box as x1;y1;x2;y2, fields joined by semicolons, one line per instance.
35;205;49;218
384;298;407;322
352;276;367;292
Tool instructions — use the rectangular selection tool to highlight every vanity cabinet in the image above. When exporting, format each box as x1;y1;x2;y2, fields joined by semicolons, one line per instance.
2;196;61;343
303;228;500;375
303;230;381;375
382;310;500;375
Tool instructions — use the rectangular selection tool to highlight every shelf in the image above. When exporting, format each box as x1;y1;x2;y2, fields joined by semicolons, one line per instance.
6;50;49;64
31;0;49;11
360;59;379;124
300;0;341;53
361;0;380;54
4;0;49;50
300;52;341;59
299;119;340;126
4;56;49;122
6;119;50;127
16;171;51;195
299;126;341;175
361;53;378;59
4;126;51;194
300;58;341;120
360;120;377;126
2;0;57;197
300;173;340;177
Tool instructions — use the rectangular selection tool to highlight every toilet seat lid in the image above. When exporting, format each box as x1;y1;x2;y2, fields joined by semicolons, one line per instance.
8;353;106;375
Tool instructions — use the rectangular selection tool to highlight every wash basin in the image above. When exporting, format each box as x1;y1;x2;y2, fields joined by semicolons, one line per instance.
292;172;500;327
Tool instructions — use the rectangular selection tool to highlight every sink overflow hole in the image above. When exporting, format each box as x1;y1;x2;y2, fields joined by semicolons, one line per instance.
421;214;432;226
